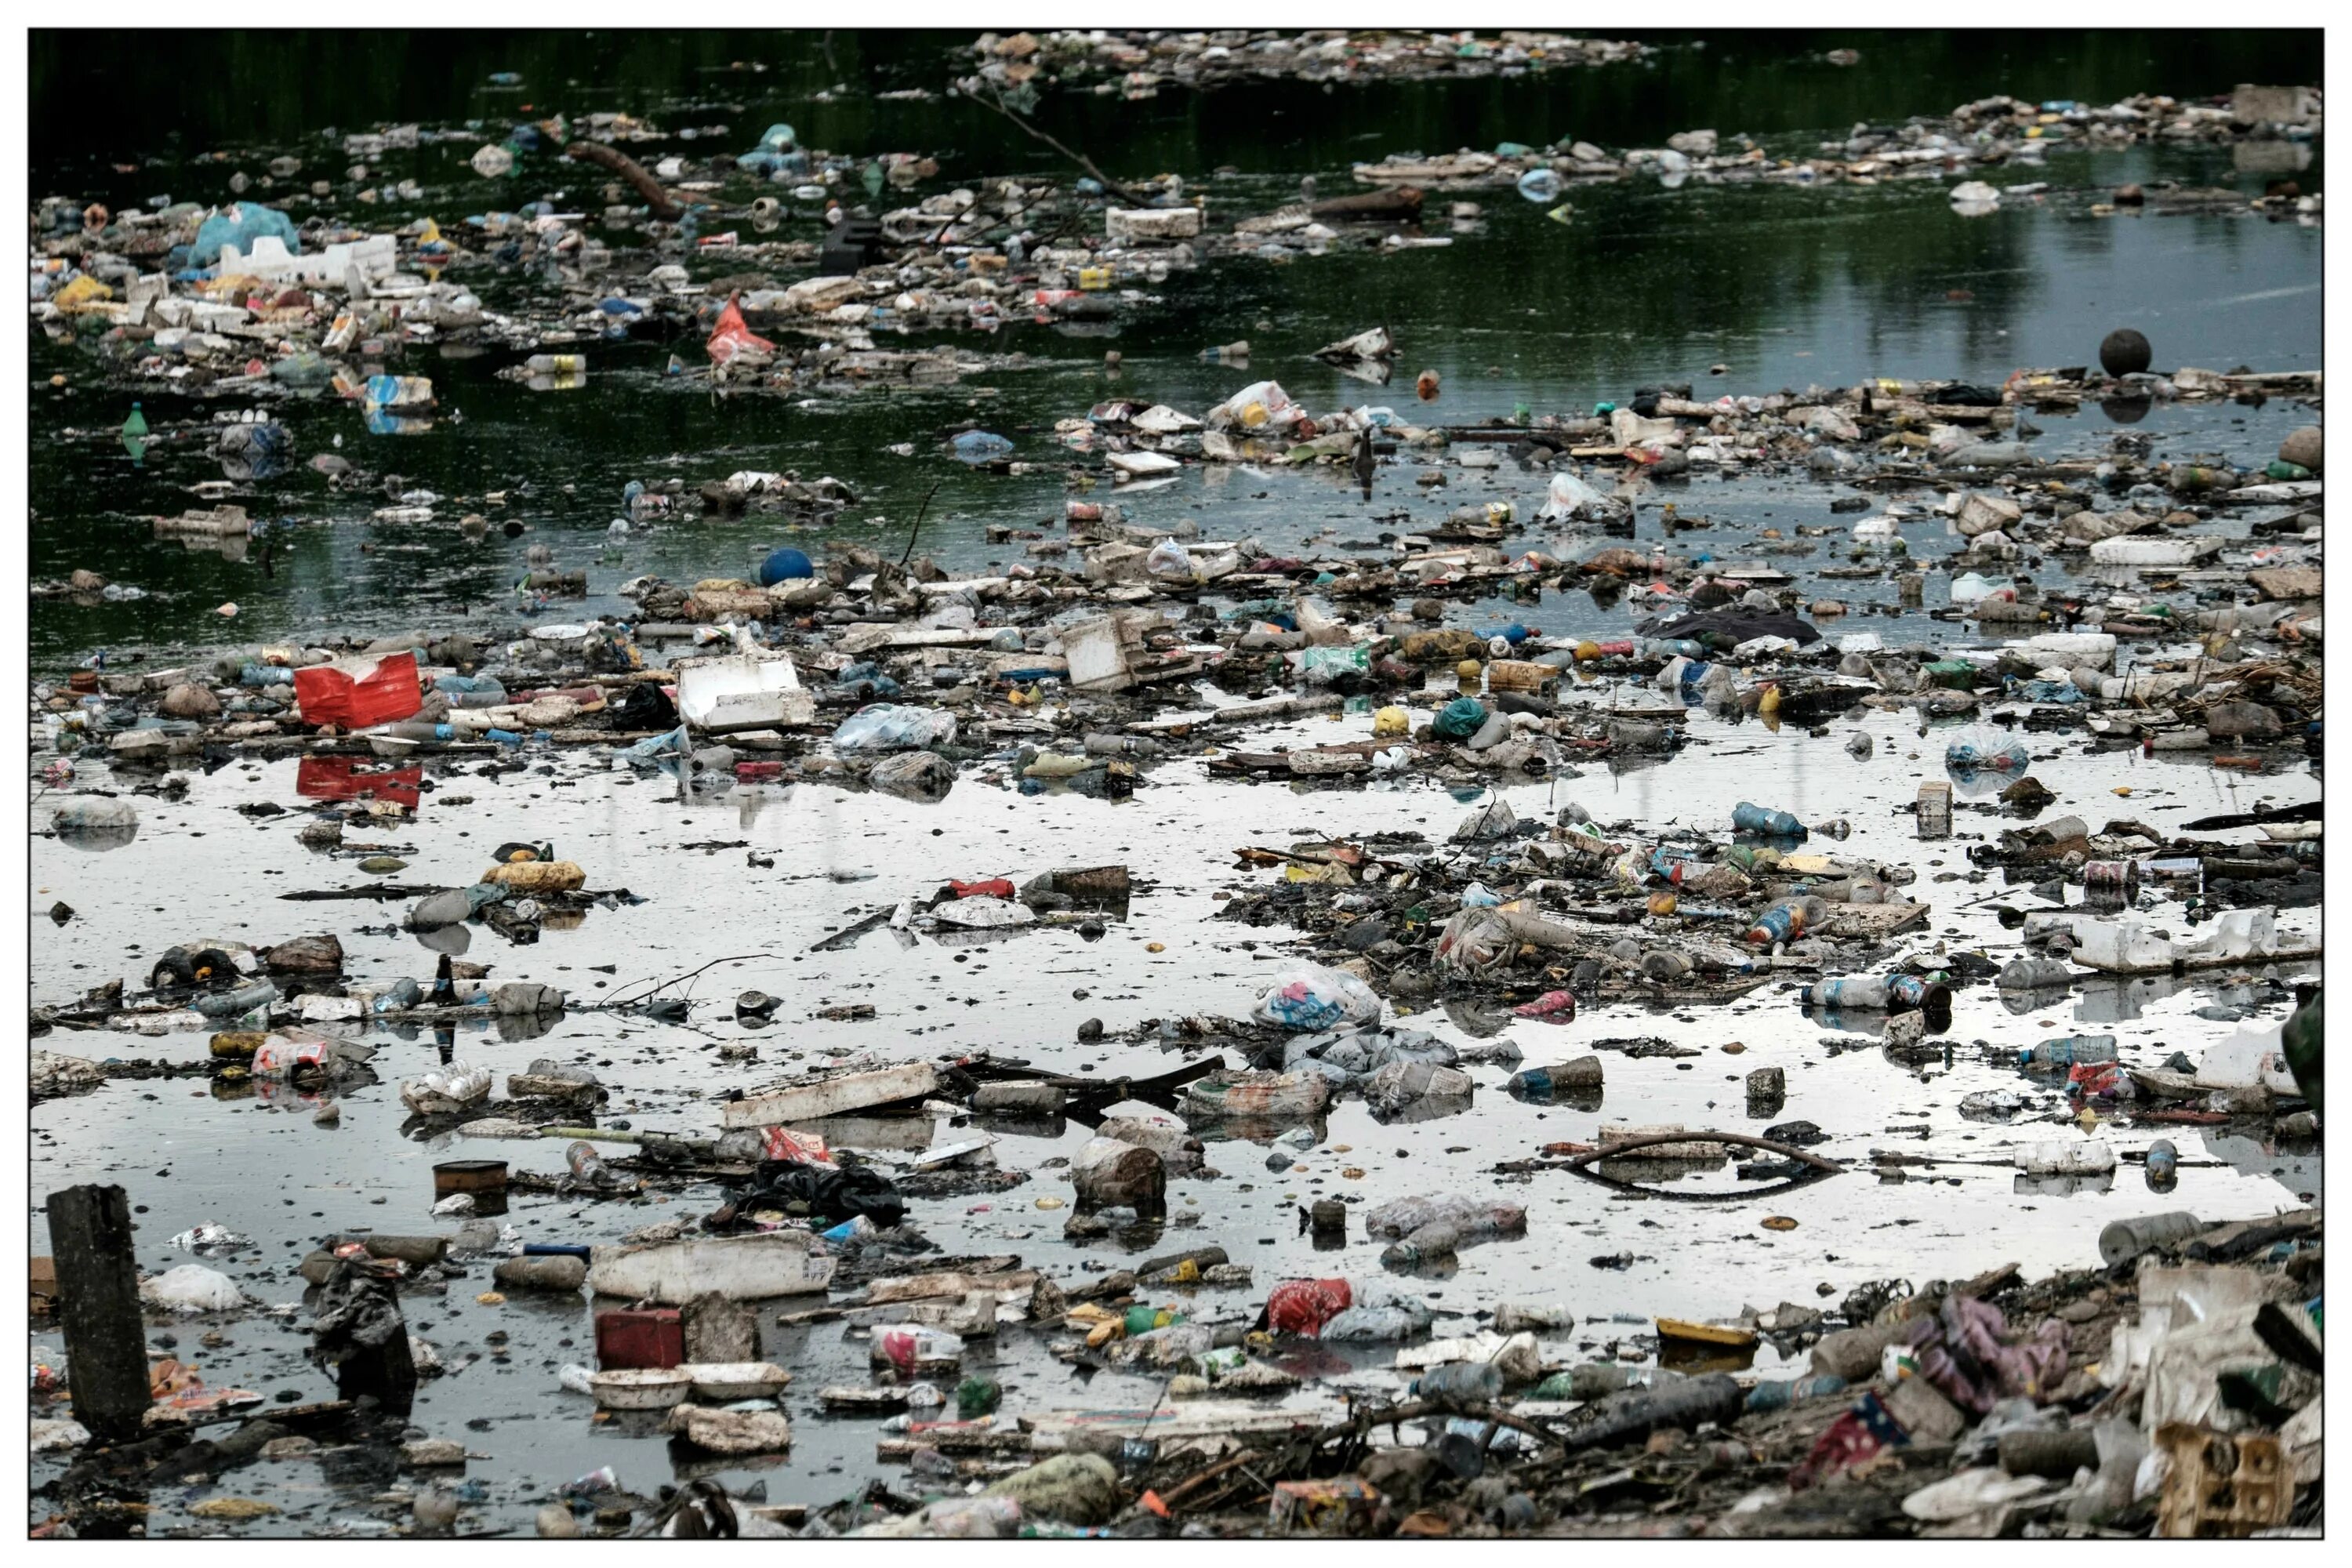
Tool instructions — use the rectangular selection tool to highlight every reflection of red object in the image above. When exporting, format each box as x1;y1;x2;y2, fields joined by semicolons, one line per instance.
947;878;1014;900
292;652;422;728
735;760;784;781
296;756;422;810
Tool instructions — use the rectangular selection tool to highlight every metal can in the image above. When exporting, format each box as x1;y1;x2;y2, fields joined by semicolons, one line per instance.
2082;859;2140;908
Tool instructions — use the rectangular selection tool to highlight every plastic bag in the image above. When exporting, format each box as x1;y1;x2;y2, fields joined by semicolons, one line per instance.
1452;797;1516;840
833;705;958;753
951;430;1015;463
1298;645;1371;685
735;122;798;175
706;292;775;369
191;202;301;267
1253;962;1381;1033
1144;538;1194;582
1265;1277;1353;1335
1365;1193;1526;1239
401;1062;492;1115
741;1158;906;1229
140;1264;249;1315
1538;469;1608;521
1432;696;1489;740
868;750;956;803
1206;379;1298;431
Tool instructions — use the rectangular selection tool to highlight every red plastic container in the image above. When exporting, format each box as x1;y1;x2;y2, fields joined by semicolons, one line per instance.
292;652;422;728
595;1308;684;1370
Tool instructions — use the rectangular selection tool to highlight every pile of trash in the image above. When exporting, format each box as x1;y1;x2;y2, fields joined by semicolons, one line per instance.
1339;85;2323;212
964;29;1652;100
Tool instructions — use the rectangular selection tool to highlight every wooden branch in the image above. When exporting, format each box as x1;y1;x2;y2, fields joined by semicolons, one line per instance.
565;141;684;220
963;88;1142;206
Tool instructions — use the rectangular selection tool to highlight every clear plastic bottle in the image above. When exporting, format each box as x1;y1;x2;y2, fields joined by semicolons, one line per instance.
194;980;278;1018
2018;1034;2118;1071
1414;1359;1504;1406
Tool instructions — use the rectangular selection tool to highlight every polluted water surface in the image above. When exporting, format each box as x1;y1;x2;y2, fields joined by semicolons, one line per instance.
25;25;2322;1543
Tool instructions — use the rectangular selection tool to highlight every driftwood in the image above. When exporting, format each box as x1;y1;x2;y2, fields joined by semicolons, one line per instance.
564;141;684;220
1310;185;1424;222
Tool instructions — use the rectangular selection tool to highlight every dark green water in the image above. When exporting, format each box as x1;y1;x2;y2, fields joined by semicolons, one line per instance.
27;29;2323;671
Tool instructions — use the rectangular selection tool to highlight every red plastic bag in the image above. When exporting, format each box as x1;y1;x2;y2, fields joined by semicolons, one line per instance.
948;878;1015;900
760;1127;833;1166
1265;1277;1352;1337
1513;989;1577;1022
1790;1391;1909;1490
706;290;774;369
2067;1061;2121;1099
292;652;421;728
295;756;422;810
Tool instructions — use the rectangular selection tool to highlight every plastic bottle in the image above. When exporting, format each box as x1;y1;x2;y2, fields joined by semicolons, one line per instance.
1414;1359;1504;1407
194;981;278;1018
1998;957;2073;991
1798;975;1951;1014
1648;847;1701;885
2013;1141;2118;1176
1640;637;1705;659
2143;1139;2179;1190
2018;1034;2118;1072
1733;801;1808;840
2097;1210;2201;1266
1744;898;1815;946
565;1142;612;1185
374;977;423;1012
525;354;586;375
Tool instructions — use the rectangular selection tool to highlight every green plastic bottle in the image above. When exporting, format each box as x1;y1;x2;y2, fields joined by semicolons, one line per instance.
2281;990;2321;1112
121;401;147;439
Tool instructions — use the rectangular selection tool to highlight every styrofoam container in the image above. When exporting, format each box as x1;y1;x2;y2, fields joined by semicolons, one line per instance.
675;652;816;733
219;234;400;286
590;1367;691;1410
684;1361;793;1400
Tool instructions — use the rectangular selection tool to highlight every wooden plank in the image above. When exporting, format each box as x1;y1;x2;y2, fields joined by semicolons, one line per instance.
720;1063;941;1130
45;1185;154;1442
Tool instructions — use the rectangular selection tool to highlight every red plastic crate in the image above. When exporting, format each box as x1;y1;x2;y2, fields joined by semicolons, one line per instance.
595;1308;684;1370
